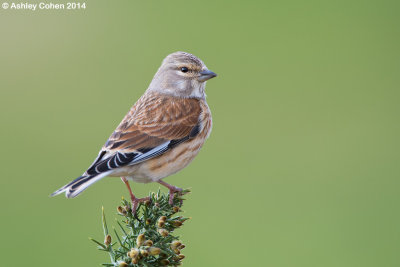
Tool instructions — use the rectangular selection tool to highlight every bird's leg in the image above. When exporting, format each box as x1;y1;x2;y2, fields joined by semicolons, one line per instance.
121;177;150;213
158;180;183;205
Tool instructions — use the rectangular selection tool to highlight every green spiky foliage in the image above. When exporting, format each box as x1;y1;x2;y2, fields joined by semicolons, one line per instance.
90;189;190;267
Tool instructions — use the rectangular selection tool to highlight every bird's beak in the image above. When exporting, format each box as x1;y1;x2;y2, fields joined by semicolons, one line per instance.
198;69;217;82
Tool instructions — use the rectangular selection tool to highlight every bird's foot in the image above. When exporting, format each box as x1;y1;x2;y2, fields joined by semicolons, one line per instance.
168;186;183;205
131;196;151;214
121;177;151;215
158;180;183;205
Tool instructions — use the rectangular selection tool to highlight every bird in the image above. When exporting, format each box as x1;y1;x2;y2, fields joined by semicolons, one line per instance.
51;51;216;212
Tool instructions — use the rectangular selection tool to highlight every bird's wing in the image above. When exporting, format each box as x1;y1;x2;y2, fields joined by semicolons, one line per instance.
84;93;202;177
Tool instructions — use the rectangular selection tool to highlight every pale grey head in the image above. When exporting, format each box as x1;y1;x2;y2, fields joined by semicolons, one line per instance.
147;51;217;99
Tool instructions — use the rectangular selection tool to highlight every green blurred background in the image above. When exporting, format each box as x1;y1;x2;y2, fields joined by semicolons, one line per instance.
1;0;399;266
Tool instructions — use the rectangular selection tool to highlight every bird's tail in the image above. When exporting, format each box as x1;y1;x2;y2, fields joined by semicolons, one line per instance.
50;171;112;198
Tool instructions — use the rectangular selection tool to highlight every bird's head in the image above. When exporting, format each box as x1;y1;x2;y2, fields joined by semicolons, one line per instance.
147;51;217;98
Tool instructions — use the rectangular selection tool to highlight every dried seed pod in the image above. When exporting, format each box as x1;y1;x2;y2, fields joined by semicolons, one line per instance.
140;249;149;257
104;235;112;246
172;220;183;227
117;206;127;215
148;246;161;256
159;216;167;222
179;244;186;250
173;248;181;255
178;254;185;260
170;240;182;249
158;220;165;227
160;259;170;266
145;219;151;225
172;206;180;213
159;252;168;258
158;229;169;237
143;240;153;247
136;234;145;247
131;257;138;264
128;248;139;258
119;261;129;267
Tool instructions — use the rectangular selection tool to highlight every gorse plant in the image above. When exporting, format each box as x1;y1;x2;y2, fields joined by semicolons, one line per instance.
91;189;190;267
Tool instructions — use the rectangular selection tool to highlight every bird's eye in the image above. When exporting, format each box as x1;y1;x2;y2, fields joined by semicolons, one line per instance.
181;67;189;73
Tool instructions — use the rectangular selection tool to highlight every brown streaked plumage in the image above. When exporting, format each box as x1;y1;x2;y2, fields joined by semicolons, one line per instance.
104;93;202;153
51;51;216;211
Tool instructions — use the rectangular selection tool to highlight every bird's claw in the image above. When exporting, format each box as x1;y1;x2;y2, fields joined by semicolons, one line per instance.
131;196;151;215
168;186;183;205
